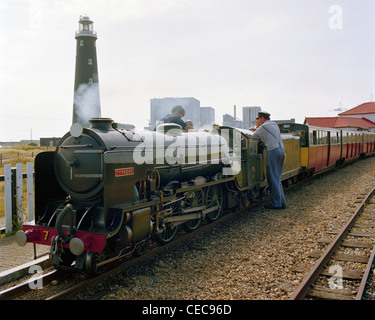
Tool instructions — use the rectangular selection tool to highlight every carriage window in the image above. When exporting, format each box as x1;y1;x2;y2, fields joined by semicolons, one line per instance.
312;131;317;145
331;132;338;144
319;131;323;144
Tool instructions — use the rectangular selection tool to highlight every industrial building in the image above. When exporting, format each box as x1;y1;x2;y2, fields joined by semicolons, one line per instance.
149;97;215;130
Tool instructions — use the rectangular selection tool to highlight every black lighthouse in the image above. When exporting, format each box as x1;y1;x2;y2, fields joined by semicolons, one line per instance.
72;15;101;127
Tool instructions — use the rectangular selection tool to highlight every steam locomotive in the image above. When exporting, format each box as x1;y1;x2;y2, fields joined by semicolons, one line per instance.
16;118;238;274
15;118;375;274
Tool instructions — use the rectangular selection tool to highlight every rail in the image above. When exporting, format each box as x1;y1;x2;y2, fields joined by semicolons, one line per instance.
290;186;375;300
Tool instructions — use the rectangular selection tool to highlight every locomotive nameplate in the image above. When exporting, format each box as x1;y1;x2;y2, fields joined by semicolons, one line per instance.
115;167;135;177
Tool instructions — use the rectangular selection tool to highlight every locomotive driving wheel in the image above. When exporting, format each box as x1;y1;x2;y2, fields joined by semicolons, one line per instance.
205;184;223;222
154;200;180;244
183;189;204;232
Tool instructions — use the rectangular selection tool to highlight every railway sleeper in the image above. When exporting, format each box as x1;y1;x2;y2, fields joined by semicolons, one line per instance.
326;230;375;237
320;267;364;280
308;250;369;264
317;238;373;248
308;286;356;300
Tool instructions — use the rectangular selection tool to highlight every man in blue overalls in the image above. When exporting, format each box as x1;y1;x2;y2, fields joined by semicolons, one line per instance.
156;105;194;131
252;111;286;210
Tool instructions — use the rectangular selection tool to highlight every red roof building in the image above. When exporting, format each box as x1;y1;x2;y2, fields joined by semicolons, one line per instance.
304;102;375;131
338;102;375;116
304;116;375;131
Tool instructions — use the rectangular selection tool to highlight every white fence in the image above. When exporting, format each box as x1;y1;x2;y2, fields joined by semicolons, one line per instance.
2;163;34;233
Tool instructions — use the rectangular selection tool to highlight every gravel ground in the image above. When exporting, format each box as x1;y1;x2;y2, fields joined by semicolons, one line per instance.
83;156;375;301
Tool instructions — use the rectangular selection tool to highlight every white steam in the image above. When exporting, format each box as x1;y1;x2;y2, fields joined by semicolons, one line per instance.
74;82;101;127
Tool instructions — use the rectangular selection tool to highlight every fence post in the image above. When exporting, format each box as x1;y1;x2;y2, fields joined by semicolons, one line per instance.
27;162;34;222
3;162;35;232
16;163;23;225
4;164;12;233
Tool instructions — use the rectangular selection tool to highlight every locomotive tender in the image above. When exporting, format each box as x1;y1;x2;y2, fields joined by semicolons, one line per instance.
16;118;375;274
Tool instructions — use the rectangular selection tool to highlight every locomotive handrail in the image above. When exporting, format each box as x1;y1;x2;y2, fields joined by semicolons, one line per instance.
60;144;93;148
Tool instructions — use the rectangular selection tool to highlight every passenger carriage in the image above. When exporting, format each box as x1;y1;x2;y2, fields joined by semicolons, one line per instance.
279;123;342;175
342;130;364;161
362;131;375;156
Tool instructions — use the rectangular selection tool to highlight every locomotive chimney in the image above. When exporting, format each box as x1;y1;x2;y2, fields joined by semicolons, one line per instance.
89;118;113;131
72;15;101;128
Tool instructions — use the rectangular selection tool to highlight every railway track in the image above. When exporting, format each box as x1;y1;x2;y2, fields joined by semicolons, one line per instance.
0;204;253;300
290;186;375;300
3;174;374;300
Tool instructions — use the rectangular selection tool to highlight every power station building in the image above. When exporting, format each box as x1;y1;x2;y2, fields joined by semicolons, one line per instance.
223;106;261;129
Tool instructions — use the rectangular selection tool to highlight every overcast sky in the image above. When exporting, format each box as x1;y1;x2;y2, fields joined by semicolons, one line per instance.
1;0;374;141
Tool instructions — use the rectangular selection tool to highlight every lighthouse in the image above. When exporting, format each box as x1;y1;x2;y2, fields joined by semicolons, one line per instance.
72;15;101;127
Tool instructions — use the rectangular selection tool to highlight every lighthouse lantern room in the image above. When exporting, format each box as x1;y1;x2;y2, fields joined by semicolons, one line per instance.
76;15;97;37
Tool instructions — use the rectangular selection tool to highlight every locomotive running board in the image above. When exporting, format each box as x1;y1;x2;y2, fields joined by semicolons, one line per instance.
163;205;219;224
164;213;201;223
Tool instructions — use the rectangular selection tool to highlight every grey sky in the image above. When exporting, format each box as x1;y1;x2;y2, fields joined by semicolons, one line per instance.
1;0;374;141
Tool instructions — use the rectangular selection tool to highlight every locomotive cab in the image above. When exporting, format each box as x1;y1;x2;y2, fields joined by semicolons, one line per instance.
218;126;263;193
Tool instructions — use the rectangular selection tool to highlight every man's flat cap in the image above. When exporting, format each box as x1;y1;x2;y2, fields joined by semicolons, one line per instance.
258;111;271;117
